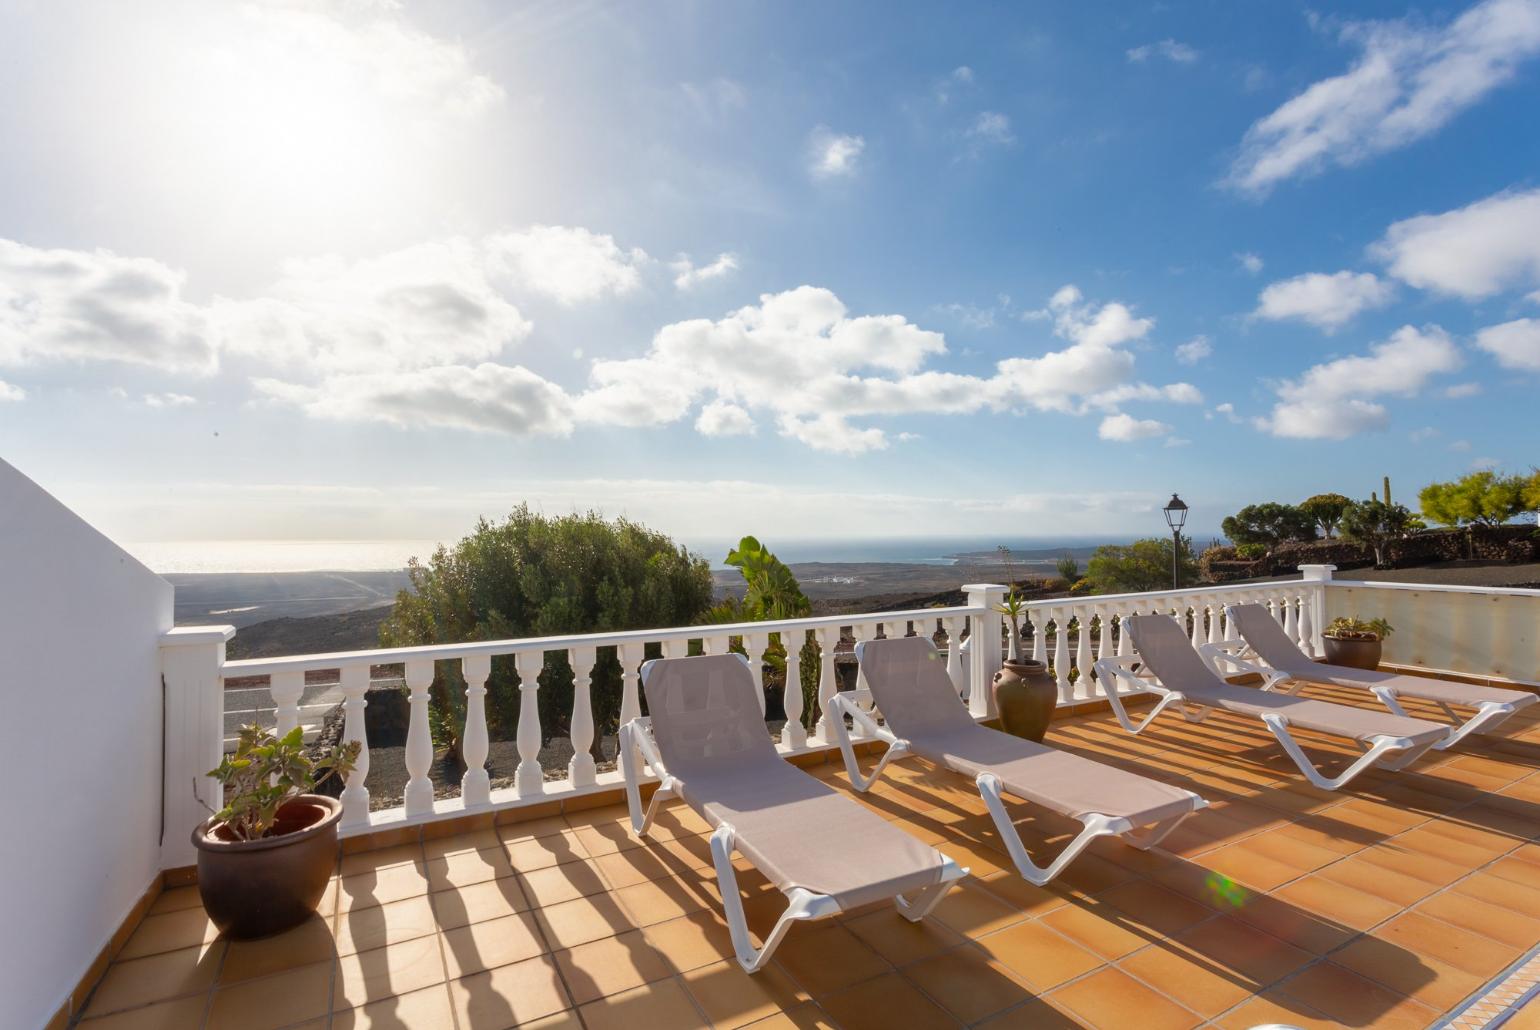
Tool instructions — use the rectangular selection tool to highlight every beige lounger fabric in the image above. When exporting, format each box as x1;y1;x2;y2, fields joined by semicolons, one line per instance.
859;636;1197;825
1125;614;1448;747
643;654;949;910
1228;603;1535;709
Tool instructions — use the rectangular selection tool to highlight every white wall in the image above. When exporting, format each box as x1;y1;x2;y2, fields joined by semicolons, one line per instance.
0;457;173;1029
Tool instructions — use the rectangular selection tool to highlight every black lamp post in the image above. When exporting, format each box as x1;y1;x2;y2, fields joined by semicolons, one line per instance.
1163;493;1188;589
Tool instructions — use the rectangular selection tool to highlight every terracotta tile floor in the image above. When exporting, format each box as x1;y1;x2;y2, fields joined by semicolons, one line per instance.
76;684;1540;1029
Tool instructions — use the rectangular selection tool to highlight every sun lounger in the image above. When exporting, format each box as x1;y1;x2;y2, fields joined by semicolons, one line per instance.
619;652;965;972
1214;603;1538;750
1095;614;1449;791
826;635;1205;885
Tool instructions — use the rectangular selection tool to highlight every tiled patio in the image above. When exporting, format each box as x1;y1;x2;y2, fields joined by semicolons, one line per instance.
74;683;1540;1030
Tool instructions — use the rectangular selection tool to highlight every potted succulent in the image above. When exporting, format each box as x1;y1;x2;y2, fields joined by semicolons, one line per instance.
193;725;360;939
1322;616;1394;671
991;549;1057;741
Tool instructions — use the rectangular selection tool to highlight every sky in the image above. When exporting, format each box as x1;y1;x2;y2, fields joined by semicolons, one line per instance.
3;0;1540;552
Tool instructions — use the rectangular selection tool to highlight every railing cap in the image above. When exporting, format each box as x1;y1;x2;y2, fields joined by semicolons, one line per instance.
160;624;236;647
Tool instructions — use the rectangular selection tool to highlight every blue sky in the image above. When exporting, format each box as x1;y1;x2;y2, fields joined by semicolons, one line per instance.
2;0;1539;551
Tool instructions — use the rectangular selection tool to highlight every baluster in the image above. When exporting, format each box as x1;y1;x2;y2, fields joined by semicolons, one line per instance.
1118;608;1136;657
513;651;544;797
617;642;644;774
1207;604;1223;644
1190;600;1205;649
567;647;597;788
1073;607;1094;700
1096;609;1119;696
1296;594;1316;656
271;670;303;738
662;638;683;659
1282;595;1299;646
403;660;434;817
1051;609;1072;704
339;664;371;826
944;616;964;692
850;623;874;738
814;626;839;744
746;633;768;718
1029;607;1046;664
781;629;807;748
460;654;492;807
1223;598;1241;642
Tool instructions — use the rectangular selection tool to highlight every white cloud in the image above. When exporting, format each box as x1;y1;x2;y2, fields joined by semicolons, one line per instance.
1254;270;1394;330
1227;0;1540;196
253;363;574;436
670;252;739;291
214;237;533;372
1255;324;1463;438
0;239;215;372
1175;335;1213;365
571;284;1191;453
1238;252;1265;275
1127;39;1199;63
1214;402;1243;424
1372;187;1540;299
143;392;196;408
694;400;756;437
1474;317;1540;369
1449;439;1473;451
808;127;865;178
1444;381;1484;397
965;111;1015;145
483;225;648;305
952;66;975;83
1098;413;1173;442
1409;425;1441;442
0;379;25;402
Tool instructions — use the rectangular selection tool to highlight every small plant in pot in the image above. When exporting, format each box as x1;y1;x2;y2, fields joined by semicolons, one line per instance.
991;548;1057;741
1322;616;1394;671
193;725;360;939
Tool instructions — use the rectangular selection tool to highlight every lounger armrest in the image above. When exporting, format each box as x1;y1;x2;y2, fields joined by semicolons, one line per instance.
622;716;670;779
829;692;898;745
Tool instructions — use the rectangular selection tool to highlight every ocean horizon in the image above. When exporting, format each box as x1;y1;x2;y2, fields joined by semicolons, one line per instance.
126;535;1140;575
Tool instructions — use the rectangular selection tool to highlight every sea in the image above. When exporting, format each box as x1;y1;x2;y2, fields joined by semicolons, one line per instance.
125;536;1122;575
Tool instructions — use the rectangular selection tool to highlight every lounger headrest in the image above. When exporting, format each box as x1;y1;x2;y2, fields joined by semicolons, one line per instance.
858;634;975;736
641;653;777;768
1227;603;1311;671
1123;613;1224;689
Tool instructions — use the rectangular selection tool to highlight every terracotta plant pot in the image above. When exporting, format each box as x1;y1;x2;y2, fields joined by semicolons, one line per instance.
1323;635;1382;671
991;659;1058;742
193;794;342;939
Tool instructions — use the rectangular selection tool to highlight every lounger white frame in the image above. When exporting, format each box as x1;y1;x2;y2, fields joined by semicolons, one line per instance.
1200;629;1534;752
1093;652;1441;791
825;645;1203;886
618;656;963;973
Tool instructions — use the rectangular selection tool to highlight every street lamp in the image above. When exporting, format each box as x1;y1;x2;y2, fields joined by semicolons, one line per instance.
1163;493;1188;589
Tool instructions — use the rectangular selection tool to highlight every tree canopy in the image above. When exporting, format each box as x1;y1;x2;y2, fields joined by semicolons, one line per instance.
379;506;714;760
1083;537;1198;594
1419;471;1534;527
1298;493;1352;538
1339;498;1414;567
1220;502;1318;548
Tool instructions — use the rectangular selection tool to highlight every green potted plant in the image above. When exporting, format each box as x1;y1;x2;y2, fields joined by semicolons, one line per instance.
1322;616;1394;671
991;548;1057;741
193;725;360;939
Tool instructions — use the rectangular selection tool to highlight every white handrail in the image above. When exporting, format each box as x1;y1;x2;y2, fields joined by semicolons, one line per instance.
1329;579;1540;598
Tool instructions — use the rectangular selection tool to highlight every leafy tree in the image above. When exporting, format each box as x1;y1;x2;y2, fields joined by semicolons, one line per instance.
1298;493;1352;538
1083;537;1198;594
708;536;821;731
1526;469;1540;513
1055;555;1081;582
1220;503;1318;548
1419;471;1532;527
379;506;714;765
1339;498;1414;567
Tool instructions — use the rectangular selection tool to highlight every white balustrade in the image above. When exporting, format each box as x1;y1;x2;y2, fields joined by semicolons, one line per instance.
1282;594;1299;646
461;654;492;807
781;629;807;748
814;626;839;744
567;646;597;788
944;616;964;692
403;660;434;817
746;633;768;717
617;643;641;729
513;651;544;797
1074;607;1094;700
1029;608;1046;664
1051;609;1072;703
338;664;371;826
270;670;304;738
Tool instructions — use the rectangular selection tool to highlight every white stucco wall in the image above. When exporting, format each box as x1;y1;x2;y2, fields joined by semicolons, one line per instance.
0;457;173;1029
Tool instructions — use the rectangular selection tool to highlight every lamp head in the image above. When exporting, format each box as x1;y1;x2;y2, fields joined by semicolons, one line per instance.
1163;493;1188;532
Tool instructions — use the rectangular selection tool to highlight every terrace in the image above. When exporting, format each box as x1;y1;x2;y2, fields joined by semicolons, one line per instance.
9;462;1540;1030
